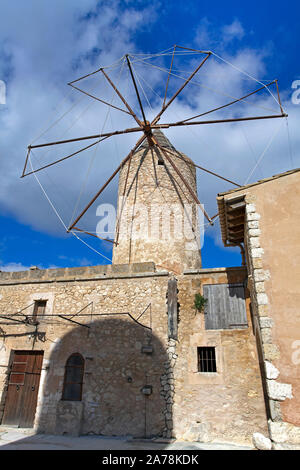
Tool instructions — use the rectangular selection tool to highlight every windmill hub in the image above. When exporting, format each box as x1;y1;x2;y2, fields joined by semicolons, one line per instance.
143;121;155;147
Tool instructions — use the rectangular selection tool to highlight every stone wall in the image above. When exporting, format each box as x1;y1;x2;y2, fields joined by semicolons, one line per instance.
173;267;268;443
0;263;267;444
0;263;169;437
219;170;300;446
244;198;300;446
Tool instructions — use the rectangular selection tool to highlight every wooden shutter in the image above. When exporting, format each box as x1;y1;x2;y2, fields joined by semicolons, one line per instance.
33;300;47;322
203;283;247;330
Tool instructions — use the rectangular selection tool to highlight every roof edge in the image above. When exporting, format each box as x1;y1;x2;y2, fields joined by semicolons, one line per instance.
218;167;300;198
217;166;300;248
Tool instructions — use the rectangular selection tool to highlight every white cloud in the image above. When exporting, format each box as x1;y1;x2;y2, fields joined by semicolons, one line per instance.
195;18;245;50
0;8;298;259
0;262;31;272
0;0;159;236
222;20;245;43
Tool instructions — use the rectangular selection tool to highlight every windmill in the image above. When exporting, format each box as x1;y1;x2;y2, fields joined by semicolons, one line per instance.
21;45;287;251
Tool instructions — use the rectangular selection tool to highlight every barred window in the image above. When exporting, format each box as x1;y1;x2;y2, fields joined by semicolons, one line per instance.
62;353;84;401
197;347;217;373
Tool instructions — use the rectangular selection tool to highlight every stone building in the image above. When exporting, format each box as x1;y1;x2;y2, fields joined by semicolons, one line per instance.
0;131;298;447
217;168;300;447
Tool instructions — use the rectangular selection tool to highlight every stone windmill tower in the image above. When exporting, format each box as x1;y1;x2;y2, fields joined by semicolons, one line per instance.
112;130;202;274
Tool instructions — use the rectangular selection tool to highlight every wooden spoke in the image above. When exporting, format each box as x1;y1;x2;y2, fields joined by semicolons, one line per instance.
101;68;143;127
275;79;284;115
180;81;277;123
28;127;143;150
151;52;211;126
167;148;242;187
174;45;211;54
71;226;117;245
68;67;103;86
126;55;147;124
163;45;176;108
151;113;287;129
22;137;109;178
152;136;213;225
114;143;133;245
69;83;132;115
67;133;147;231
22;147;32;178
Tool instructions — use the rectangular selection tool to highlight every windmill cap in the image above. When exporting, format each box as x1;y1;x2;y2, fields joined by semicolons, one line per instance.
137;129;176;151
135;129;195;166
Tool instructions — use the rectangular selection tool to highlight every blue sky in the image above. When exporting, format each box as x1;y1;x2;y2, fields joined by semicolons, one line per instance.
0;0;299;271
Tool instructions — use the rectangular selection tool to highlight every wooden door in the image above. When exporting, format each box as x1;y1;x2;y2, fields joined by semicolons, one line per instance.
2;351;44;428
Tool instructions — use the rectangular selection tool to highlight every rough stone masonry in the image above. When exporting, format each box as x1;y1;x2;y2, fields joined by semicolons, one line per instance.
0;131;270;445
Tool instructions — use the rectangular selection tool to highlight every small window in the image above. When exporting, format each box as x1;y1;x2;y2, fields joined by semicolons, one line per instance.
32;300;47;322
62;353;84;401
197;347;217;373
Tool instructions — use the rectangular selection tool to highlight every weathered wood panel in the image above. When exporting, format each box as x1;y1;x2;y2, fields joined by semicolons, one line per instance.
203;283;247;330
2;351;43;428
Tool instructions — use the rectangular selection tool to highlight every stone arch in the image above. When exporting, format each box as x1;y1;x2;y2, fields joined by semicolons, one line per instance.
36;317;171;438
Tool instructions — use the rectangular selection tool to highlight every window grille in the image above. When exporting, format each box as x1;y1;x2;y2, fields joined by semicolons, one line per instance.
197;347;217;373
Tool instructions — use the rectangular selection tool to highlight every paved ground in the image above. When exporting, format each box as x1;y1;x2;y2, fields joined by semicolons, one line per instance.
0;426;254;450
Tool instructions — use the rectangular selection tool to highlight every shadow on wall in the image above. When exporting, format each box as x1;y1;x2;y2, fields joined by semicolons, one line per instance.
35;317;171;438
